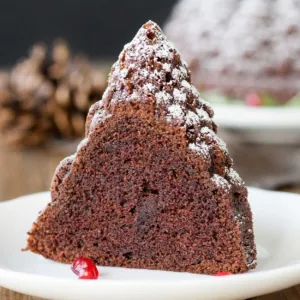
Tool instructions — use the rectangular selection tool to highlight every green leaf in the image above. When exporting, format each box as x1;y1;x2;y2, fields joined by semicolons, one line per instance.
260;94;278;107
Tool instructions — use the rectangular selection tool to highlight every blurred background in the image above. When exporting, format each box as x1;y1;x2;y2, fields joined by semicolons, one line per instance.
0;0;176;66
1;1;300;299
0;0;300;198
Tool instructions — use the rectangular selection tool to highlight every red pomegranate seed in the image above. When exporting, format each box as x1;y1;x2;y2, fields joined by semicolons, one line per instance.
71;257;99;279
245;92;262;107
215;272;231;276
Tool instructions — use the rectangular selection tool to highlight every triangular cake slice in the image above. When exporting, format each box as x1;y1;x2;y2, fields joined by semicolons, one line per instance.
26;21;256;274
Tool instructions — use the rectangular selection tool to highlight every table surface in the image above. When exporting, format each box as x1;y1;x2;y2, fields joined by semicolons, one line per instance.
0;145;300;300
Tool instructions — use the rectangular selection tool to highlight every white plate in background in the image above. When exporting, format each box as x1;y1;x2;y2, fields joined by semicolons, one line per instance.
213;105;300;144
1;189;300;300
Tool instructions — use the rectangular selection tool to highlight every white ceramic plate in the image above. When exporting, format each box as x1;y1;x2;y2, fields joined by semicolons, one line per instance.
213;105;300;130
213;105;300;144
1;189;300;300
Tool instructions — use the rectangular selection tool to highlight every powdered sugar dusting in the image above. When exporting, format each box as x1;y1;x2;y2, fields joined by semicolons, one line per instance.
179;66;188;77
227;167;245;186
173;88;187;103
120;68;129;78
156;43;174;60
181;80;191;89
89;108;112;133
155;91;172;104
188;142;210;159
185;110;199;126
172;68;184;81
167;104;185;120
195;108;210;121
59;154;75;167
211;174;231;191
191;85;201;98
145;83;155;92
188;143;199;152
200;127;228;153
77;138;88;152
54;154;76;176
163;63;171;72
247;259;257;268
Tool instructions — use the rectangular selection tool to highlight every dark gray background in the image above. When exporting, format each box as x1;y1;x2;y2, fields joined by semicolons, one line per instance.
0;0;177;66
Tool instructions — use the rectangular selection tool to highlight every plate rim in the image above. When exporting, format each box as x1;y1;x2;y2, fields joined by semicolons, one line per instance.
213;104;300;130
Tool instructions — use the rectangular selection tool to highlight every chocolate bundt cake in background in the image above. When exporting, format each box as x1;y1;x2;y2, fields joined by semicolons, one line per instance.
26;21;256;274
165;0;300;105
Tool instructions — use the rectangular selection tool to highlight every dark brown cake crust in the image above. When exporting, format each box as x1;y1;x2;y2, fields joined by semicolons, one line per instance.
26;21;256;274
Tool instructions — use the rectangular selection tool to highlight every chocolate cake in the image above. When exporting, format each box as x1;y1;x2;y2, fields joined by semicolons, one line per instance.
26;21;256;274
165;0;300;105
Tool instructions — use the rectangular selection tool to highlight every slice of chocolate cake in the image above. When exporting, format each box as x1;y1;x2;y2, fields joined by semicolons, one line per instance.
26;21;256;274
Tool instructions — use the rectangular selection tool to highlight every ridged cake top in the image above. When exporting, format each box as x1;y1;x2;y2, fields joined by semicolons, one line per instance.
87;22;216;143
77;21;243;187
99;21;214;129
165;0;300;100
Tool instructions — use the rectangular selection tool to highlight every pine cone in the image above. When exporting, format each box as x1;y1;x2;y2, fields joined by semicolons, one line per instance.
51;51;106;139
0;40;106;147
0;63;53;147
